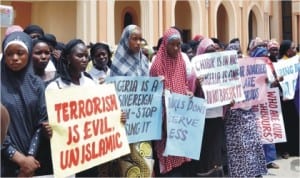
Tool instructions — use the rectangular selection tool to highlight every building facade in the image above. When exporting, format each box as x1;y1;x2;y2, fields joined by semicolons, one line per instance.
1;0;299;53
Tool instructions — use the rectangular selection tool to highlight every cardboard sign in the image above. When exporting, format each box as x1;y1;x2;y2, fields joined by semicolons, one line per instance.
45;84;130;177
254;88;287;144
164;90;206;160
191;50;245;108
106;76;163;143
0;5;13;27
233;57;268;108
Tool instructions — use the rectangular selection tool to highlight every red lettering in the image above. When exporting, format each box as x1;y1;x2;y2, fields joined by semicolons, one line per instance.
83;121;92;140
78;100;85;118
55;103;62;123
93;97;102;114
61;102;69;122
60;147;80;170
69;100;78;119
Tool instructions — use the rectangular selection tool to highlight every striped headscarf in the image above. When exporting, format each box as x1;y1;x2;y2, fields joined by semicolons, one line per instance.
110;24;149;76
150;27;188;94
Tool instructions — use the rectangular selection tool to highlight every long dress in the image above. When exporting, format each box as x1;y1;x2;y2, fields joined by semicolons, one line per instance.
225;108;267;177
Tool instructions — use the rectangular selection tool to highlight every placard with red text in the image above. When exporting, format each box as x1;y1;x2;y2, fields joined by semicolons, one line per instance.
253;87;287;144
45;84;130;177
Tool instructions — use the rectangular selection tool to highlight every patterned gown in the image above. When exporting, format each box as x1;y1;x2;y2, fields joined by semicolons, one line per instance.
225;108;267;177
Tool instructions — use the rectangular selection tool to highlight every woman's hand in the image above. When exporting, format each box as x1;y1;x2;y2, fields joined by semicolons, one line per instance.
271;76;284;88
18;156;40;177
229;99;235;107
120;111;127;124
98;77;106;85
197;76;204;84
12;151;40;177
159;75;165;82
186;90;194;97
41;122;52;139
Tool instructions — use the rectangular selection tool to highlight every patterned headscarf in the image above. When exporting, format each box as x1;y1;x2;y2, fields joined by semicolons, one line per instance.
196;37;214;55
110;24;149;76
250;46;268;57
226;42;241;51
150;27;187;94
5;25;23;37
267;39;279;50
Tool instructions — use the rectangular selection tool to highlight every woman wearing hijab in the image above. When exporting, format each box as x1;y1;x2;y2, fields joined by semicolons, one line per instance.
31;37;59;176
23;24;45;40
46;39;100;177
110;24;153;177
224;46;268;177
150;27;192;176
252;45;281;169
88;42;112;83
276;40;300;158
191;37;225;177
1;31;47;177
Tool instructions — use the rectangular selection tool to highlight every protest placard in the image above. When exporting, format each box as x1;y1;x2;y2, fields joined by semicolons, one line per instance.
232;57;268;108
191;50;245;108
45;84;130;177
253;88;286;144
0;5;13;27
273;55;299;100
105;76;163;143
164;90;206;160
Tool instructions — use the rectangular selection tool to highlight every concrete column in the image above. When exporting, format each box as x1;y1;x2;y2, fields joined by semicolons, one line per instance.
141;1;154;46
107;0;115;46
76;1;97;43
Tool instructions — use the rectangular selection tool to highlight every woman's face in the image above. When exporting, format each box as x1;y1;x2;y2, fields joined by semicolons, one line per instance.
68;43;89;73
92;48;109;68
287;42;297;57
4;44;29;71
205;45;216;53
167;38;181;58
269;47;279;58
32;42;51;70
128;29;142;54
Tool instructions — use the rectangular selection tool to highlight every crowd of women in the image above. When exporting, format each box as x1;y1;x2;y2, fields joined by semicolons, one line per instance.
1;23;299;177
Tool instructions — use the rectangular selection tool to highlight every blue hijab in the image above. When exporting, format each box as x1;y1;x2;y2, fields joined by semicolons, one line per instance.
1;32;47;168
250;46;268;57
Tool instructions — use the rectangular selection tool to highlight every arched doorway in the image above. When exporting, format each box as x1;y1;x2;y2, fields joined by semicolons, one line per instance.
281;1;292;40
217;3;229;43
114;1;140;44
248;10;257;41
175;1;192;42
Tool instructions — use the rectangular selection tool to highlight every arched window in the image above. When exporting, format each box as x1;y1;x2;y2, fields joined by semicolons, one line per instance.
124;12;133;28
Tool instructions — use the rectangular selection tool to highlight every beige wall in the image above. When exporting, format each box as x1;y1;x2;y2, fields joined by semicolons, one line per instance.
1;0;299;53
31;1;76;43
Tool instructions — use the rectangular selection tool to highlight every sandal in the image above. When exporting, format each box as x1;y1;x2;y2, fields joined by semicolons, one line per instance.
267;162;279;169
281;152;290;159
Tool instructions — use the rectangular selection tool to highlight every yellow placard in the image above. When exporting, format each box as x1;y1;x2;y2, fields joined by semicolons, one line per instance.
45;84;130;178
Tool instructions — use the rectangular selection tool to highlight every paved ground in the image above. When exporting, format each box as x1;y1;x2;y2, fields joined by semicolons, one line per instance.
264;157;300;177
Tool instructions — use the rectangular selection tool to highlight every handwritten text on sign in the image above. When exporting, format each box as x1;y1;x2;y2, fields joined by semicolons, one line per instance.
106;76;163;143
45;84;130;177
273;55;299;100
191;50;245;108
233;57;268;108
253;88;286;144
164;90;206;160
